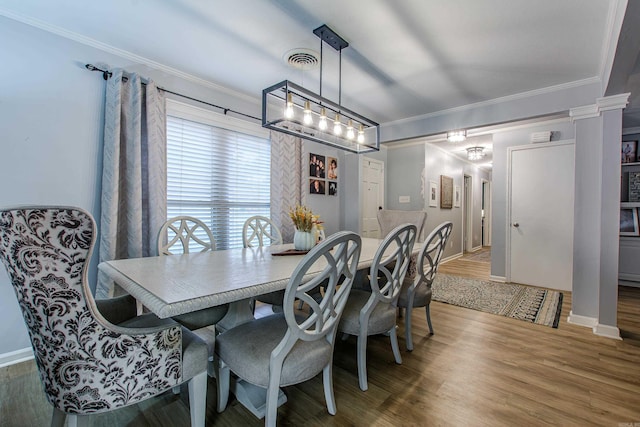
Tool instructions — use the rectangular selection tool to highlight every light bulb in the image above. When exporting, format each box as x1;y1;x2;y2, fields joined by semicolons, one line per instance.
346;120;355;140
357;124;365;143
284;92;294;119
333;113;342;135
318;107;328;130
303;101;313;125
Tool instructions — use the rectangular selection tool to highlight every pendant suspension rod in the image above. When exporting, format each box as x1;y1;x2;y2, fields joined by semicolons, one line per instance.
85;64;260;121
319;39;323;100
338;49;342;109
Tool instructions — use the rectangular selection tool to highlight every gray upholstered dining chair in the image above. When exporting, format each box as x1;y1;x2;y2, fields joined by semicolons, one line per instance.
0;206;208;426
397;221;453;351
377;209;426;242
243;215;287;311
158;215;229;375
214;231;362;427
338;223;417;391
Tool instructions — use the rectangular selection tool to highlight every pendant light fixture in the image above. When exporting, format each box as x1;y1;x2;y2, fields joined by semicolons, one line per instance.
262;25;380;153
467;146;485;161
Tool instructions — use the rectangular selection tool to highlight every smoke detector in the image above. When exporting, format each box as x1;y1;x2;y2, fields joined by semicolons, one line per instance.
283;48;320;70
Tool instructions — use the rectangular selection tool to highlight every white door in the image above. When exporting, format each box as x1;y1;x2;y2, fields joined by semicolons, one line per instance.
361;157;384;238
508;141;574;291
463;175;472;252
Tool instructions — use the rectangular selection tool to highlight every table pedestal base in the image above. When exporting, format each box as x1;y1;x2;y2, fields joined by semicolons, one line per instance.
231;378;287;419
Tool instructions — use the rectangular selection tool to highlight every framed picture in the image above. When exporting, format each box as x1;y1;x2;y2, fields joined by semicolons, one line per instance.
620;207;639;236
309;153;326;178
622;140;637;164
429;181;438;207
309;179;325;195
454;185;461;208
630;172;640;202
327;157;338;180
440;175;453;209
328;181;337;196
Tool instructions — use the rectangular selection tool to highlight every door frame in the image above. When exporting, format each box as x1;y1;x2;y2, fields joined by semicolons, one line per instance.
463;174;472;252
505;139;575;283
360;156;385;237
482;179;491;246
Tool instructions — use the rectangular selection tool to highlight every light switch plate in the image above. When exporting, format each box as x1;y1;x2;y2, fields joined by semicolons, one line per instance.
399;196;410;203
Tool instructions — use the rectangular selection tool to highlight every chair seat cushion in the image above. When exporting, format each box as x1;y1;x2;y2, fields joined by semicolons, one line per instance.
397;279;432;308
172;305;229;330
338;289;397;336
255;290;286;306
215;313;332;388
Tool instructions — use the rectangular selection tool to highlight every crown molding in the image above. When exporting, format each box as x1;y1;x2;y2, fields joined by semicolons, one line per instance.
0;7;261;107
570;93;630;121
599;0;628;87
383;76;601;128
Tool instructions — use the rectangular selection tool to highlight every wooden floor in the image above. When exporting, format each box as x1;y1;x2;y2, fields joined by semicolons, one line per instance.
2;249;640;426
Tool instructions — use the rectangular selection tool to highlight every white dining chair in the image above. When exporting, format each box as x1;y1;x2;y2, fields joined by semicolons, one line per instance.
397;221;453;350
158;216;229;376
214;231;362;427
338;223;417;391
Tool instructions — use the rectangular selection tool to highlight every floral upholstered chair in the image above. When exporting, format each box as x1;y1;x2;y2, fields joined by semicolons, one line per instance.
0;207;208;426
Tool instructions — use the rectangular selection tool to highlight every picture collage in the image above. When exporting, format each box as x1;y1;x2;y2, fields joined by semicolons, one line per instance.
309;153;338;196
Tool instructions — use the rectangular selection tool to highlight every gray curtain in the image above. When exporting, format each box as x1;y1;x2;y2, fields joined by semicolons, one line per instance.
269;131;306;244
96;69;167;298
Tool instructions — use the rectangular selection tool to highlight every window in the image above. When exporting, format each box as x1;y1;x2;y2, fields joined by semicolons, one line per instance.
166;100;270;250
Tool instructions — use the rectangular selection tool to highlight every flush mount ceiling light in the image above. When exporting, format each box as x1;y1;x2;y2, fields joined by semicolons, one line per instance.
467;146;485;161
262;25;379;154
447;130;467;142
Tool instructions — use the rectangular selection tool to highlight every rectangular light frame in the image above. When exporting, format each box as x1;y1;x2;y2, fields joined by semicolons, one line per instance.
262;80;380;154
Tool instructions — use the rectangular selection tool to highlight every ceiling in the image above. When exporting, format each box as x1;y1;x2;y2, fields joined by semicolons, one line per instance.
2;0;637;167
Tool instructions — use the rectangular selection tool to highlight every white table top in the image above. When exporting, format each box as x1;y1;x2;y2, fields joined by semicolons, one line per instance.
98;237;387;318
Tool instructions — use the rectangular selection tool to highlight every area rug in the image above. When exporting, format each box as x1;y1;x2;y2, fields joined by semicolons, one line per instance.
432;274;563;328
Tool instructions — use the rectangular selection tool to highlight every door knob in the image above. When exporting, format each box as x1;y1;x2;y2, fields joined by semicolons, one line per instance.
512;222;520;228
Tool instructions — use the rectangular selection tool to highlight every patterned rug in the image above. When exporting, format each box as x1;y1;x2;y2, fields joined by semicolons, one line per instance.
432;274;563;328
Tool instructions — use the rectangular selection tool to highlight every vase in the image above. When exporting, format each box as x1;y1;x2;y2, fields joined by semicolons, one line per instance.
293;230;315;251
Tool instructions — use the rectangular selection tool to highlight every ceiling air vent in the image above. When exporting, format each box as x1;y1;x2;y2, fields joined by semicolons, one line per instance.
284;48;319;70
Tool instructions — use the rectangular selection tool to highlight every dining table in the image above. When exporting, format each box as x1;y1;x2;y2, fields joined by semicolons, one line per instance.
98;236;416;418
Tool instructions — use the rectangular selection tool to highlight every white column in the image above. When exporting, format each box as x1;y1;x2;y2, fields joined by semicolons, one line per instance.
568;93;629;339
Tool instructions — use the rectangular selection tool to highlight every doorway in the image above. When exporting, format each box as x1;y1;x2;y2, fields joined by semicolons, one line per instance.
507;140;574;291
361;157;384;238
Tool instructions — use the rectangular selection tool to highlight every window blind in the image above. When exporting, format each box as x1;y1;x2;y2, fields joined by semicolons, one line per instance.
166;104;270;250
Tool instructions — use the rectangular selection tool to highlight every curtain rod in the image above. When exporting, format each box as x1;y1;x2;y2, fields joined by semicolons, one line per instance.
85;64;261;122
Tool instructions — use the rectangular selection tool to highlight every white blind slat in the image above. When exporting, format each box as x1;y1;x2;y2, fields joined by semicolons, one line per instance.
167;113;271;251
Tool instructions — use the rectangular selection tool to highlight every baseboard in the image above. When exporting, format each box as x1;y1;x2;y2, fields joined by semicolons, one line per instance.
469;245;483;253
0;347;33;368
593;323;622;340
441;252;463;264
618;273;640;288
489;275;506;283
567;311;597;328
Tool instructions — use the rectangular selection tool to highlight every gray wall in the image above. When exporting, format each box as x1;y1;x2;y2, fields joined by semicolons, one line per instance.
0;17;288;356
385;142;490;259
490;120;575;278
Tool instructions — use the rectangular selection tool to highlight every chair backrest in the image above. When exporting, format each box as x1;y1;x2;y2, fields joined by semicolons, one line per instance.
369;223;417;306
158;215;216;255
377;209;426;242
0;207;181;414
242;215;283;248
279;231;361;350
417;221;453;287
